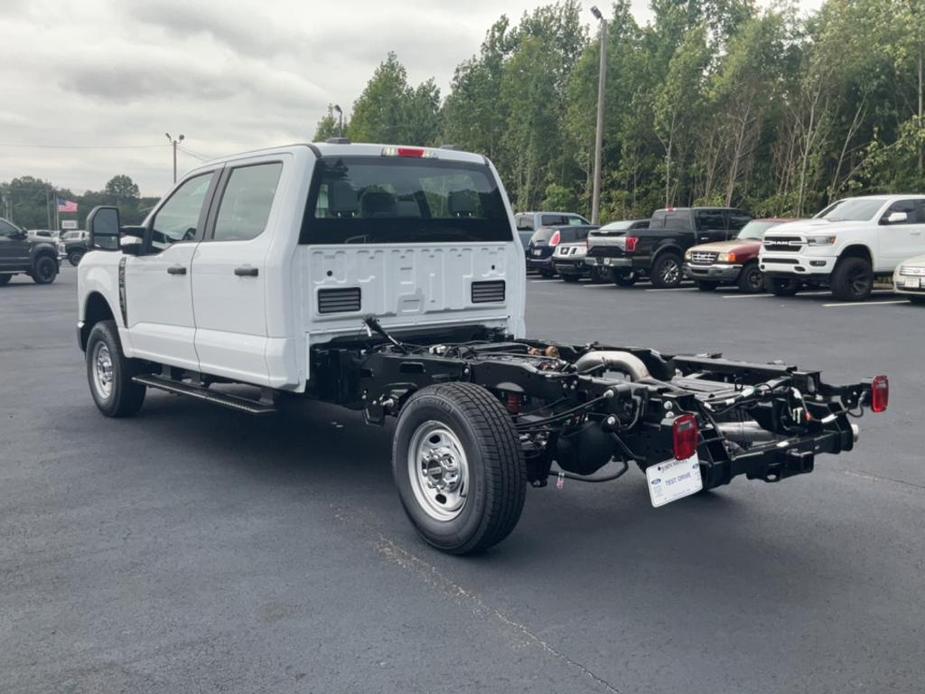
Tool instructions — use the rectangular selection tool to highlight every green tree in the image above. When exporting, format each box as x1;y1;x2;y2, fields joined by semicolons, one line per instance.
313;104;343;141
105;175;140;203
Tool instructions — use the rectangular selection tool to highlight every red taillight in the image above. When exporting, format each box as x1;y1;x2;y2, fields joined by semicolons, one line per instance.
549;230;561;247
871;375;889;413
506;393;523;414
625;236;639;253
672;414;699;460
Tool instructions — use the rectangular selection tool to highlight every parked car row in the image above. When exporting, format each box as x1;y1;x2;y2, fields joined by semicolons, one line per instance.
521;195;925;303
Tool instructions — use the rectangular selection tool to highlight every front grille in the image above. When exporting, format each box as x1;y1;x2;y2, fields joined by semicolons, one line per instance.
762;257;798;264
318;287;361;314
763;236;803;252
690;251;717;265
471;280;505;304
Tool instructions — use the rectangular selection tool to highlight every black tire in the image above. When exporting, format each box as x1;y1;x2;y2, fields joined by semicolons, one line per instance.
392;382;526;555
31;255;58;285
737;262;765;293
830;257;873;301
696;281;719;292
85;320;146;418
909;295;925;305
68;249;85;267
0;274;11;286
589;267;608;283
650;252;683;289
613;271;637;287
539;269;555;279
767;277;801;297
561;273;580;283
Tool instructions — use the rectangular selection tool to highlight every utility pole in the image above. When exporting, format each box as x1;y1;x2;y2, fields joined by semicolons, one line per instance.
334;105;344;136
165;132;185;184
590;6;608;225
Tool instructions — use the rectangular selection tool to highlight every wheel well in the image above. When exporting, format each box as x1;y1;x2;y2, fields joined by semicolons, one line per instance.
81;292;115;351
839;245;873;265
653;245;683;261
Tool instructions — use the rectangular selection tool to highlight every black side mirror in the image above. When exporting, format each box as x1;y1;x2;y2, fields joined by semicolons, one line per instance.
87;205;121;251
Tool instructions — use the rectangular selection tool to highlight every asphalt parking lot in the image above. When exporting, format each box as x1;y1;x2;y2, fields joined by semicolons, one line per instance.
2;269;923;694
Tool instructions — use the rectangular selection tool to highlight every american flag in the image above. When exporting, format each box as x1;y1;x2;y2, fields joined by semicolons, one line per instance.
56;197;78;213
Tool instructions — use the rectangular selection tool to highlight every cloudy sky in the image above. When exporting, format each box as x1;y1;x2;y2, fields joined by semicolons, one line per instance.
0;0;824;197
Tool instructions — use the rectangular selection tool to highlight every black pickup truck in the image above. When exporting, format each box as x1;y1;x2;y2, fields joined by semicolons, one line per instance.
0;217;59;285
586;207;752;288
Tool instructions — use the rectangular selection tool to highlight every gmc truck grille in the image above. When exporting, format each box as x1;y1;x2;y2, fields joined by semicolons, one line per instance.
318;287;361;314
471;280;506;304
763;237;803;252
690;251;717;265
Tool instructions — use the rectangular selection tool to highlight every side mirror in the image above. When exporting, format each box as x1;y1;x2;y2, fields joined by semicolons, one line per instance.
120;228;145;256
885;211;908;225
87;205;121;251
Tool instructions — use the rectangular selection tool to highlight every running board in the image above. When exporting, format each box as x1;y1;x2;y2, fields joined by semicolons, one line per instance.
132;374;277;415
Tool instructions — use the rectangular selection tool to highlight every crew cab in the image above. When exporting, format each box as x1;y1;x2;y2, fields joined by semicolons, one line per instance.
76;142;887;555
0;217;59;285
683;218;796;292
585;207;752;288
584;219;649;284
759;196;925;300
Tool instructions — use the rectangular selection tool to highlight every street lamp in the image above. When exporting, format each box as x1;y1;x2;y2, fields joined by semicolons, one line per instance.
165;132;185;184
590;5;607;225
333;104;344;136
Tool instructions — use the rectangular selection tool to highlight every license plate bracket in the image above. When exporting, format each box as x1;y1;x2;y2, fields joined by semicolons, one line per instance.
646;455;703;508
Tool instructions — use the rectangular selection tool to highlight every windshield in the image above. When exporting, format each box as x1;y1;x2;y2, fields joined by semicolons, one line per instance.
737;220;777;240
815;199;884;222
302;156;512;244
595;221;633;234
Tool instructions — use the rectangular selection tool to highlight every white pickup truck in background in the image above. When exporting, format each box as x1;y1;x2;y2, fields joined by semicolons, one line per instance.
759;195;925;300
75;141;886;555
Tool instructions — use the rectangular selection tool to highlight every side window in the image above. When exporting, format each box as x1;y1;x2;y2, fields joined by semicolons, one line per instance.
541;214;566;226
566;215;584;226
915;201;925;224
696;210;726;230
727;211;751;231
883;200;916;225
149;172;214;251
213;163;283;242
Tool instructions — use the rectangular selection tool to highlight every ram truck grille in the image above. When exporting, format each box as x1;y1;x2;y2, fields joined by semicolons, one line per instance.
471;280;506;304
763;237;803;252
690;251;717;265
318;287;362;314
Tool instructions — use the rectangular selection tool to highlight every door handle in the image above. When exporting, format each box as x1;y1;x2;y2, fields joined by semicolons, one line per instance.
166;265;187;275
234;266;259;277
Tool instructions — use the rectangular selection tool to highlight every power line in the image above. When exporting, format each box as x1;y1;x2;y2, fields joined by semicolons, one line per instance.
176;145;210;162
0;143;169;150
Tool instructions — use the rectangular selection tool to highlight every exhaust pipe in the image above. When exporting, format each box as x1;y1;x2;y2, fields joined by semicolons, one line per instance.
716;422;777;445
575;350;650;381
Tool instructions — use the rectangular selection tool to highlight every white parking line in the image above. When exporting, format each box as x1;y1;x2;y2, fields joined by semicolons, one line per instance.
645;287;698;292
581;283;617;289
822;300;910;308
529;279;561;283
721;291;830;299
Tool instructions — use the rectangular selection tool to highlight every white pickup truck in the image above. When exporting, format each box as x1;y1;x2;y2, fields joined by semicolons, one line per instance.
77;142;887;554
759;195;925;300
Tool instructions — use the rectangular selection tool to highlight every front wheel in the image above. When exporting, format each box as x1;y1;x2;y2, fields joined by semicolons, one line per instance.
696;281;719;292
0;274;11;286
650;253;683;289
86;320;146;417
31;256;58;284
392;383;526;555
737;262;765;293
909;295;925;305
831;257;873;301
561;273;580;283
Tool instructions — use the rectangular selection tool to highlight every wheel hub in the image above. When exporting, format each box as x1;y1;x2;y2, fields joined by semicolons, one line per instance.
92;343;114;398
408;422;469;521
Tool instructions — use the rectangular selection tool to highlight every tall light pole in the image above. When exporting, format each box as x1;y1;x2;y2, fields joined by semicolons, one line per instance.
165;132;185;184
590;6;608;225
333;104;344;136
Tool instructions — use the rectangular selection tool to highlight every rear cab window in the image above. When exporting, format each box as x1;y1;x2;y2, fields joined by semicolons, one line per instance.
212;162;283;242
301;156;513;244
515;214;535;231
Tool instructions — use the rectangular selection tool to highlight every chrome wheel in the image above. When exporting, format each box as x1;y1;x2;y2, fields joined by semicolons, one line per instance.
92;341;114;400
661;259;680;285
407;421;469;522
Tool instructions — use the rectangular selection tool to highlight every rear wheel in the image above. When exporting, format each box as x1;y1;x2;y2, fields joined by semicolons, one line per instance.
539;269;555;279
613;271;637;287
392;383;526;555
31;256;57;285
767;277;801;296
561;273;580;283
68;249;85;266
696;281;719;292
85;320;146;417
0;274;11;286
831;257;873;301
737;262;764;293
650;253;683;289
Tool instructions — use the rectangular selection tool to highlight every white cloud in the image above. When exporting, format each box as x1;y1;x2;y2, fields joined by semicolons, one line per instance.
0;0;824;196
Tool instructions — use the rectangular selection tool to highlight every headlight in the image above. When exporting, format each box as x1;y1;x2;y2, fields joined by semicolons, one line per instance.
805;235;837;246
684;249;692;260
716;252;737;264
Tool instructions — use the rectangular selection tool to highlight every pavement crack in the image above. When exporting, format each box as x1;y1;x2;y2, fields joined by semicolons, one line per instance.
373;534;622;694
842;469;925;492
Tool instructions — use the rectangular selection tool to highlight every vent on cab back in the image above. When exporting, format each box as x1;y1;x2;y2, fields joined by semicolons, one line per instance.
318;287;361;314
471;280;505;304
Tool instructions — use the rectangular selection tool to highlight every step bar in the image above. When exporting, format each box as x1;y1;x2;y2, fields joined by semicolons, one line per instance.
132;374;277;415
